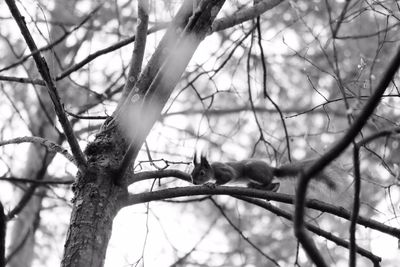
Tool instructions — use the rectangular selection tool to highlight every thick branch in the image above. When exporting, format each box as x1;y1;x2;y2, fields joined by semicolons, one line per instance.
124;185;400;240
129;169;191;185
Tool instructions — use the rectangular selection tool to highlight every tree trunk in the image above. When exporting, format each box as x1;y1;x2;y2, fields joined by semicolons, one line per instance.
61;126;128;267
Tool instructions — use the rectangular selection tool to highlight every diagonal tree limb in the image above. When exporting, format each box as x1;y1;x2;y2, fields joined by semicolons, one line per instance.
5;0;86;171
293;45;400;267
118;0;149;106
117;0;226;178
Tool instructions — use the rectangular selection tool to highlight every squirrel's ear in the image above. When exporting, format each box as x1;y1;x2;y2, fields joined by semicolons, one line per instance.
200;155;210;167
193;151;198;165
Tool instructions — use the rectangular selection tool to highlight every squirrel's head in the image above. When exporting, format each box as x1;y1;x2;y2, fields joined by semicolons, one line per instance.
191;152;213;185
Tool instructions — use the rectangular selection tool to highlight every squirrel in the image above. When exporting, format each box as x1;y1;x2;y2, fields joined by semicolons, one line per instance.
191;153;336;191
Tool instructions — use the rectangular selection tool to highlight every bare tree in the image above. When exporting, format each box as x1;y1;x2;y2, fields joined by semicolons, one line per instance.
0;0;399;266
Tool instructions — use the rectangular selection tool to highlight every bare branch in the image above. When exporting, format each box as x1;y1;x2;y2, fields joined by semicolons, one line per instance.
0;75;45;86
0;136;76;165
0;176;73;186
118;0;149;106
212;0;284;32
356;127;400;148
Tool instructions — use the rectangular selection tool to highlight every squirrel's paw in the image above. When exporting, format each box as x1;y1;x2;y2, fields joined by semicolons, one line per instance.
203;182;217;189
268;182;280;192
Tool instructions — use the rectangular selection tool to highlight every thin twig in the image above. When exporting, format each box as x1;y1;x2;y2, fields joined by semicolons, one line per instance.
210;198;280;266
256;17;291;161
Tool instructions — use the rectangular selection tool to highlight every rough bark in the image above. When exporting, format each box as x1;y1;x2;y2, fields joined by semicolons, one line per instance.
0;202;5;267
61;126;128;267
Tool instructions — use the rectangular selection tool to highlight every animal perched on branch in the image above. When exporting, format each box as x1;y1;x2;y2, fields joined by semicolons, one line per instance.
191;153;336;191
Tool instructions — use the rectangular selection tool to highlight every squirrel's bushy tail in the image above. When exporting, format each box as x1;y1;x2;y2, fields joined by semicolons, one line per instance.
273;162;336;190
